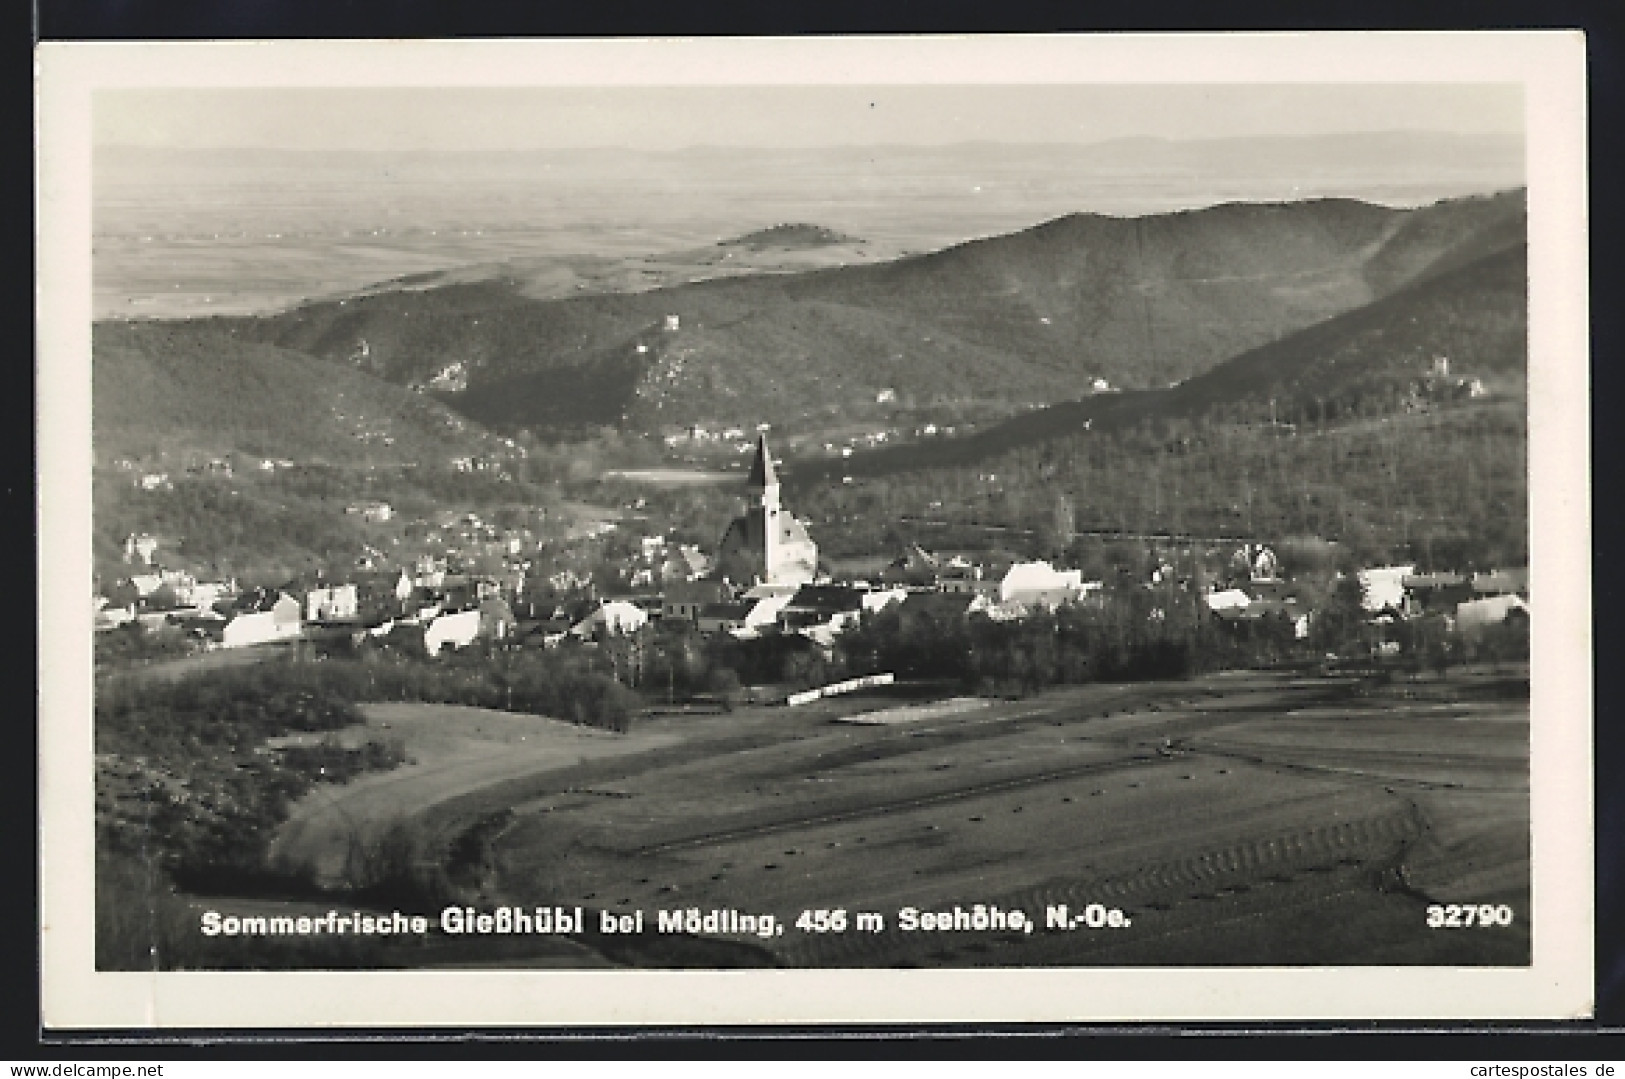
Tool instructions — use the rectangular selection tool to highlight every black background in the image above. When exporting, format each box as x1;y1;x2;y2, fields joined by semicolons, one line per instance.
20;0;1623;1060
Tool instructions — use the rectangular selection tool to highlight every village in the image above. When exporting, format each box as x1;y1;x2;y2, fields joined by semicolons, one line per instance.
93;432;1530;690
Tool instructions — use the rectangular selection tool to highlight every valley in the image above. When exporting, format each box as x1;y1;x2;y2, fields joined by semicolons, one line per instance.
88;132;1535;975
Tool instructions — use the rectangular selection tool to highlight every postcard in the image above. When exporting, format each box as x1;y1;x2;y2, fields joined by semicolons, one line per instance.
37;31;1591;1027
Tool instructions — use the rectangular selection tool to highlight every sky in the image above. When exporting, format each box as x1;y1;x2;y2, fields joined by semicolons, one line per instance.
93;84;1523;152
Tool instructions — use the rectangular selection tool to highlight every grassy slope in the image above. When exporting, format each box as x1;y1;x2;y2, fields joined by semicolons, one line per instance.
93;320;499;465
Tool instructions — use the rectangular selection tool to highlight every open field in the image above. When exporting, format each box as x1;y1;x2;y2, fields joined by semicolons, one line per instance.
257;668;1528;968
267;703;680;886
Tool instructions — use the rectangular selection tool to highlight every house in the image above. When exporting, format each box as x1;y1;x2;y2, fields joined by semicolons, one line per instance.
94;597;135;632
696;601;752;635
736;583;797;632
571;600;648;639
1356;565;1416;613
880;543;940;587
221;592;302;649
860;587;908;614
424;609;482;654
173;611;226;645
1230;544;1280;582
1456;593;1529;630
999;561;1086;609
1214;598;1311;640
128;573;166;598
1203;587;1252;613
1402;572;1472;616
305;584;360;623
123;533;160;564
402;587;445;625
478;597;517;641
779;585;867;633
663;579;733;623
135;609;176;631
517;616;574;649
894;590;982;630
980;599;1032;623
1472;568;1529;597
660;544;712;583
936;557;995;595
177;579;234;610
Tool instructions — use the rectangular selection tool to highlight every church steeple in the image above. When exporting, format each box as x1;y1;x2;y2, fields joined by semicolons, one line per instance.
716;430;818;587
747;433;780;514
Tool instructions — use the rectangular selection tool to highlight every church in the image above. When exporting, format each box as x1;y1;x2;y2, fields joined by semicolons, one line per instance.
716;434;819;586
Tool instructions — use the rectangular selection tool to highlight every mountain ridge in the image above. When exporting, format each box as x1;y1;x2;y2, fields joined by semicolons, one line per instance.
183;189;1522;431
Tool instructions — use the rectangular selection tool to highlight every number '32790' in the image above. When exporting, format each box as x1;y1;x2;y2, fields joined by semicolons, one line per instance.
1426;903;1515;927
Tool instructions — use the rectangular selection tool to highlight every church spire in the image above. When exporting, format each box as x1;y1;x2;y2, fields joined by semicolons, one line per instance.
747;433;778;490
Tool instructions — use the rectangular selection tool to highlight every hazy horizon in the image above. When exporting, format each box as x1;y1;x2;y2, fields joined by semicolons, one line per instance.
93;84;1522;153
96;128;1524;155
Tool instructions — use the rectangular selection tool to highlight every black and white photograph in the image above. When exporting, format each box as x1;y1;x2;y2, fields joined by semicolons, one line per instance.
37;34;1591;1026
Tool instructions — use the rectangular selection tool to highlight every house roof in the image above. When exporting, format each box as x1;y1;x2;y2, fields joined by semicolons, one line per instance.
699;601;752;620
899;591;979;619
786;585;865;614
1472;568;1529;594
1404;572;1468;589
665;579;733;604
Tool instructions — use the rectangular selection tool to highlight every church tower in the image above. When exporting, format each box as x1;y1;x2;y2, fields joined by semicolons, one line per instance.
717;432;818;587
747;434;781;579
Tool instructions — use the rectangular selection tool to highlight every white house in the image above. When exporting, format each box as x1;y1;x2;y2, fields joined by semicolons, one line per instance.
1204;588;1253;613
571;600;649;639
744;592;794;630
222;596;302;649
129;573;165;598
1456;593;1529;630
306;584;360;623
1356;565;1416;612
124;533;160;564
859;587;908;614
1000;561;1086;608
177;579;233;610
424;609;482;654
936;558;987;595
94;598;134;632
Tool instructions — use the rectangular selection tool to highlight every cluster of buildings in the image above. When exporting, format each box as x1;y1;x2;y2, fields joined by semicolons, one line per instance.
552;437;1109;650
1356;564;1529;642
98;431;1530;670
1200;548;1529;650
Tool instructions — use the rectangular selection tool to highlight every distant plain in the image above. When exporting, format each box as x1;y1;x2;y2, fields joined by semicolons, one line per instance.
94;138;1523;319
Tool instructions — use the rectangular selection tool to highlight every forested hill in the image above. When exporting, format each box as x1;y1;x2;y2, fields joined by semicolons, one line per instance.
146;189;1524;435
92;320;507;466
793;237;1526;487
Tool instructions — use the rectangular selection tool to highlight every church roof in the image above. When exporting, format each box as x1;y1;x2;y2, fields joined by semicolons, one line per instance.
747;434;778;489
